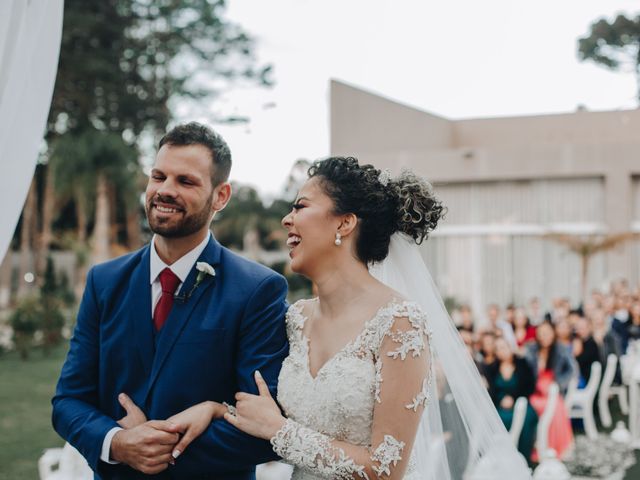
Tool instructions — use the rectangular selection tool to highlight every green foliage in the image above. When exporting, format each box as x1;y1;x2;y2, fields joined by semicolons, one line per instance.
443;296;460;315
271;261;312;299
51;128;139;212
213;184;290;251
578;13;640;100
40;258;72;354
8;260;72;359
41;257;58;297
48;0;272;138
57;271;77;307
9;297;41;360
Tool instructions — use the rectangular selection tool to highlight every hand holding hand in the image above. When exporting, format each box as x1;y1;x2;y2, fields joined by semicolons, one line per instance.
224;371;285;440
167;401;226;459
117;393;147;429
110;420;180;474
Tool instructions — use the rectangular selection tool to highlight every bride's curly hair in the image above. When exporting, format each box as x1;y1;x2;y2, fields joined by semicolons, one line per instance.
308;156;445;264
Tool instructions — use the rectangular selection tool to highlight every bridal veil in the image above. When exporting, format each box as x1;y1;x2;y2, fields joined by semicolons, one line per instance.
370;233;532;480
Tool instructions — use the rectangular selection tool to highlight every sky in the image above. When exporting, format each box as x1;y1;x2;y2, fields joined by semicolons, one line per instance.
177;0;639;197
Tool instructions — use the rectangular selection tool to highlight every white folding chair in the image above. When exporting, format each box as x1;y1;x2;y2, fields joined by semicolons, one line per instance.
509;396;528;446
609;354;629;415
598;354;629;427
38;442;93;480
536;382;559;456
565;361;602;439
256;462;293;480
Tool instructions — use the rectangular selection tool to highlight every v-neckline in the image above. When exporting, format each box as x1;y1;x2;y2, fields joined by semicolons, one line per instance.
295;298;403;381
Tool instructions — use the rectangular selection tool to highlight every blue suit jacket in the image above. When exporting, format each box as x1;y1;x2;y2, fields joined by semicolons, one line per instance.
52;236;289;479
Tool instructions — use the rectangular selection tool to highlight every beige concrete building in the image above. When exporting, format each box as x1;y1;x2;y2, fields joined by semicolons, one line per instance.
330;79;640;314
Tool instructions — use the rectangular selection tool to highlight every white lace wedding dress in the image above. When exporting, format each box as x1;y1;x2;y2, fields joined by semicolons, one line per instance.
272;298;431;479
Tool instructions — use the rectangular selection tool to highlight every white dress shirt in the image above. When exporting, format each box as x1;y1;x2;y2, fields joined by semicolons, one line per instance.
100;232;211;464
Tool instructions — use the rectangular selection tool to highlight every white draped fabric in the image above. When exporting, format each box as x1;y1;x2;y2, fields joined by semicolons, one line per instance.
0;0;64;261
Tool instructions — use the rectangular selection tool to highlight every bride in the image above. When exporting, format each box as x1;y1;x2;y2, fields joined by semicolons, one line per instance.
124;157;531;479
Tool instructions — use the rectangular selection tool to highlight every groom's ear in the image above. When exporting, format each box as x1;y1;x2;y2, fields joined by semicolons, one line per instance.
211;182;232;214
337;213;358;237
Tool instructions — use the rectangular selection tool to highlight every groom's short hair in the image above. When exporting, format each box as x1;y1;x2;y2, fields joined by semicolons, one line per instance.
159;122;232;186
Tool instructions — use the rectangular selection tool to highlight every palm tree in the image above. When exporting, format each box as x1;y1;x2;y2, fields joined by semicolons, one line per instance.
49;128;139;288
36;163;56;278
544;232;639;303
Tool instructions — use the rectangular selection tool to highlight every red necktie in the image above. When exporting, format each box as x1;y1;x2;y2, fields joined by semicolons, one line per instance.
153;268;181;331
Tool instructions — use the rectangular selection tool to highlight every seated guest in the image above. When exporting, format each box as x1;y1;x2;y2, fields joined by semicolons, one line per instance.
573;316;600;387
591;308;622;371
479;331;497;377
525;321;575;460
486;303;518;349
568;309;583;330
486;337;538;462
546;297;571;323
528;296;545;327
457;304;475;333
513;308;536;348
458;328;486;382
626;301;640;350
583;299;599;322
505;303;517;328
611;296;631;352
554;317;573;350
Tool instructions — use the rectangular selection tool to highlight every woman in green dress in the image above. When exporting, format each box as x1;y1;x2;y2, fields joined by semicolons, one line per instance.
486;336;538;462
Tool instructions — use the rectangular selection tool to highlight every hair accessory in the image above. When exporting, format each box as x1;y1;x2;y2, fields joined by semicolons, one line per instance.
378;169;391;186
334;232;342;246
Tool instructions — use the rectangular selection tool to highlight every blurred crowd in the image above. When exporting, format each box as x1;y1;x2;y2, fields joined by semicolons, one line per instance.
452;279;640;463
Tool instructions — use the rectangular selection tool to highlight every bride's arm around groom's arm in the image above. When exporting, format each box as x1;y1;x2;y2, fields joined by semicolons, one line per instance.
227;313;431;480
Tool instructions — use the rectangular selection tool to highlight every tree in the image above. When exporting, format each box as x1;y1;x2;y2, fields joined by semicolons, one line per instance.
578;13;640;101
50;129;139;273
48;0;272;139
282;159;311;200
9;297;40;360
544;232;639;303
40;257;67;355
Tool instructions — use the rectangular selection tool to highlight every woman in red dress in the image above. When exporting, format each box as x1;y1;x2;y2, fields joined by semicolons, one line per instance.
525;321;576;460
514;308;536;348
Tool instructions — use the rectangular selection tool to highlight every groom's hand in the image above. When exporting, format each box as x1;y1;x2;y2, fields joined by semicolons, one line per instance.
117;393;147;429
110;420;181;474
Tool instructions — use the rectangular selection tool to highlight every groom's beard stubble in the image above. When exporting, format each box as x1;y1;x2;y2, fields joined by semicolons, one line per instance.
146;194;213;238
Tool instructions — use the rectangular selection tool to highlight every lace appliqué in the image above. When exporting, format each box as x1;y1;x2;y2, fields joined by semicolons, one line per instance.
386;328;425;360
386;309;431;360
373;357;383;403
373;303;434;414
271;419;369;479
371;435;405;477
406;376;431;411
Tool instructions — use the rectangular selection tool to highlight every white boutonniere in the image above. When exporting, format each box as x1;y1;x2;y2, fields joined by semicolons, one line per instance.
175;262;216;303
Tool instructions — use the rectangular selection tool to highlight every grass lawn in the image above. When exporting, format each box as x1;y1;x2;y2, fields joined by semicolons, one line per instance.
0;345;67;480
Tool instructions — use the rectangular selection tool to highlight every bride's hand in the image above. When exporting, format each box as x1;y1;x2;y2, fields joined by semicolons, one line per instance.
224;370;286;440
168;401;226;459
117;393;147;429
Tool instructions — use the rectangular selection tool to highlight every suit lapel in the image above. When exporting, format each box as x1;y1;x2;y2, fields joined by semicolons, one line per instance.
144;237;222;401
130;246;154;379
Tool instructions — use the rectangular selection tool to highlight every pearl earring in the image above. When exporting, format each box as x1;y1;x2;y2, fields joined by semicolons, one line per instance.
334;232;342;246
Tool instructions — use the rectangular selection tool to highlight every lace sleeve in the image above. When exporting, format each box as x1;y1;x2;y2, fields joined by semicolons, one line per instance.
270;306;432;479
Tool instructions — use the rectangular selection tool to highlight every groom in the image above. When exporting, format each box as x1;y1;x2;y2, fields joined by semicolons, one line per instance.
52;123;289;479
